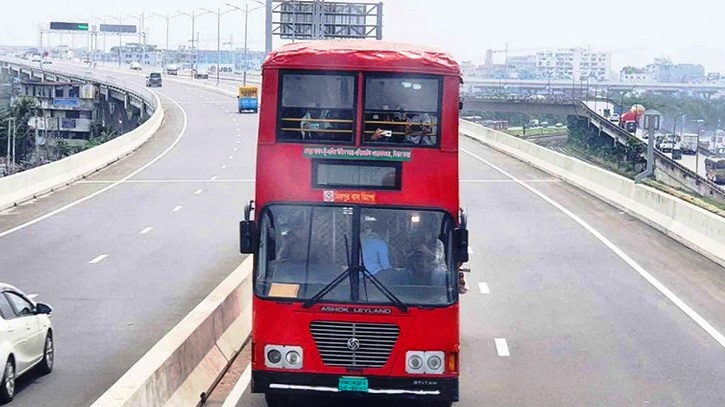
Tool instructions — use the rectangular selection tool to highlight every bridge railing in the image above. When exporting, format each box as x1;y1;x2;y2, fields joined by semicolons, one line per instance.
0;58;164;210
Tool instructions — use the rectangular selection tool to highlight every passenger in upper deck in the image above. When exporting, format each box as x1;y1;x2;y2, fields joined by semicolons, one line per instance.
300;107;332;139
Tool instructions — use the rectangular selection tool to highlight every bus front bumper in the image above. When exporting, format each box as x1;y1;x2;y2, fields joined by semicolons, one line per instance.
252;370;459;401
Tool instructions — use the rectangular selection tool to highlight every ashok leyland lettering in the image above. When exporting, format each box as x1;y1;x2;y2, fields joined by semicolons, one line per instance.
239;41;469;407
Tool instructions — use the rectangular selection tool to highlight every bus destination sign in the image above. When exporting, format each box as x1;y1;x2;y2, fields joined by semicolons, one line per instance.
304;146;412;162
323;190;376;204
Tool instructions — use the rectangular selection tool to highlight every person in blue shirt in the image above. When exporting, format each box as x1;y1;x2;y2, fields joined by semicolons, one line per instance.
360;222;392;275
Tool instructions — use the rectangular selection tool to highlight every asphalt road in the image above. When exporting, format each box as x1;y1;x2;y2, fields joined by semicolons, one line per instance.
4;61;724;407
0;64;256;406
234;136;725;406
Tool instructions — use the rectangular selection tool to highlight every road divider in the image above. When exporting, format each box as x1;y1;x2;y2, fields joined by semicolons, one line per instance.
91;257;253;407
460;120;725;268
0;63;164;211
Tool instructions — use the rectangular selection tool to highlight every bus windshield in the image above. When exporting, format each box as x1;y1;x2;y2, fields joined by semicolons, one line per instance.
256;204;456;306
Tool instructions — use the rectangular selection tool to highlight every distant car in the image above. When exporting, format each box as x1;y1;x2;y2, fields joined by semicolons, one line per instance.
192;69;209;80
146;72;162;87
540;121;549;127
0;283;54;403
165;64;179;76
42;58;52;65
30;55;41;63
660;140;675;152
608;113;620;123
129;62;142;71
554;123;564;128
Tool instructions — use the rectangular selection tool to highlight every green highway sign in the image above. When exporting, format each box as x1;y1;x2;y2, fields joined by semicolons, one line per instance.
49;22;89;31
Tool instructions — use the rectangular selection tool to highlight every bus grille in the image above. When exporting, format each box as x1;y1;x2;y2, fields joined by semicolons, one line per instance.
310;321;400;369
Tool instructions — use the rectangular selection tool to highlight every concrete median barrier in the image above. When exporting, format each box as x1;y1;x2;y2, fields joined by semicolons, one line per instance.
91;257;253;407
0;70;164;211
460;120;725;268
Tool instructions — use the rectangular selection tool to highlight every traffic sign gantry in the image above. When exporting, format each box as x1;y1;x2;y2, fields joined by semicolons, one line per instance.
50;22;89;31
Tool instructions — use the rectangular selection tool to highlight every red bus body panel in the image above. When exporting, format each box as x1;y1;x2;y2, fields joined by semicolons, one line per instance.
250;41;463;402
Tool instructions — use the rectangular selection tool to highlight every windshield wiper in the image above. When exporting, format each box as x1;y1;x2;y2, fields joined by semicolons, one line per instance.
303;234;353;309
357;237;408;312
303;234;409;312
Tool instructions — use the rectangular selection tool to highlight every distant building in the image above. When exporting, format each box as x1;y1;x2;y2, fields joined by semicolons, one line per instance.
619;66;655;83
505;55;539;79
17;81;99;150
536;48;611;81
641;58;705;83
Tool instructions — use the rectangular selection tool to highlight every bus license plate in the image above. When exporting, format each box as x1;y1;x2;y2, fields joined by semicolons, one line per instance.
338;377;368;392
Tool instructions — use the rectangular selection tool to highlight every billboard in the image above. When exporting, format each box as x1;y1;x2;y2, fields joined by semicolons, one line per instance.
273;1;382;40
50;22;89;31
100;24;137;33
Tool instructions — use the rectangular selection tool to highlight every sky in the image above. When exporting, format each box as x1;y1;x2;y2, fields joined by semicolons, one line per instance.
1;0;725;72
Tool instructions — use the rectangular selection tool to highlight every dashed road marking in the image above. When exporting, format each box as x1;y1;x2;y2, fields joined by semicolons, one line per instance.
172;205;183;212
462;147;725;350
139;227;153;235
194;189;203;195
495;338;510;357
478;282;490;294
211;176;218;181
89;254;109;264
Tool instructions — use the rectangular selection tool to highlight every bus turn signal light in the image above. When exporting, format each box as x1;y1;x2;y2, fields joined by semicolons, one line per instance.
447;352;458;374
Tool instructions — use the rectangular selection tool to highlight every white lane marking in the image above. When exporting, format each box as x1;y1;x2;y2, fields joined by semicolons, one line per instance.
172;205;183;212
237;134;241;138
495;338;510;357
139;227;153;235
236;140;241;144
194;189;203;195
89;254;109;264
221;363;252;407
0;91;189;239
77;179;254;184
478;282;490;294
467;246;474;254
210;176;218;181
222;165;228;169
462;147;725;350
229;155;234;160
233;148;238;152
460;179;562;183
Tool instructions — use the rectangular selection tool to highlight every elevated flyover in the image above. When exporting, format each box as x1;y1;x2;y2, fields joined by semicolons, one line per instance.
464;96;725;202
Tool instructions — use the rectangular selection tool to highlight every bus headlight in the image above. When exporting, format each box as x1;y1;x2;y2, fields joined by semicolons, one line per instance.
265;345;303;369
265;345;284;368
283;347;304;369
425;351;445;374
406;351;445;374
406;351;425;374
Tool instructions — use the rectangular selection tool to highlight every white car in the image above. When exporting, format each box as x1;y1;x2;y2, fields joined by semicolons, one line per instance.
660;140;675;152
0;284;54;402
129;62;142;71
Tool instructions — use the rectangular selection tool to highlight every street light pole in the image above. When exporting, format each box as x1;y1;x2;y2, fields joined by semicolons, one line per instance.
227;2;265;86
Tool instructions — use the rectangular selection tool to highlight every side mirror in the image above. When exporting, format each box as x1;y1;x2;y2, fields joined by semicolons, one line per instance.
35;302;52;315
240;220;259;254
453;228;469;264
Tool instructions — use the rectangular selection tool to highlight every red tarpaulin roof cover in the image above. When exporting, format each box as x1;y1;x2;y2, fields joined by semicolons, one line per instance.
263;40;462;76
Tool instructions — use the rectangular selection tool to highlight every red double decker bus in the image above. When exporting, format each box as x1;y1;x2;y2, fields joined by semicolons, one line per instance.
240;40;469;406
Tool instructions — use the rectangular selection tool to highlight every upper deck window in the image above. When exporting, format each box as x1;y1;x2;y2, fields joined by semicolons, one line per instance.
363;75;441;147
278;72;356;143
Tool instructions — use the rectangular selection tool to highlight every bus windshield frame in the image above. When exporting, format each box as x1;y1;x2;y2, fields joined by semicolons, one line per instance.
254;203;458;308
